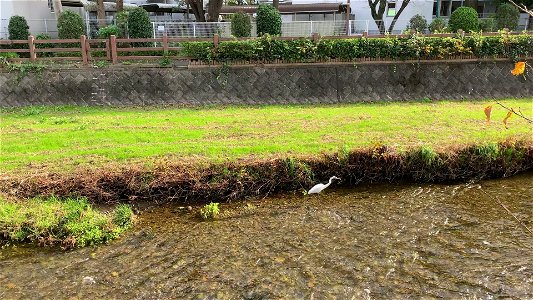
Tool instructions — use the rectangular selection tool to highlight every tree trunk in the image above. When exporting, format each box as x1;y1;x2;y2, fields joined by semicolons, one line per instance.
52;0;63;18
273;0;279;9
116;0;124;12
207;0;223;22
368;0;387;34
387;0;411;33
97;0;106;28
187;0;206;22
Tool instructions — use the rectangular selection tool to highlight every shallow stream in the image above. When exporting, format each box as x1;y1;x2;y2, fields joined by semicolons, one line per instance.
1;173;532;299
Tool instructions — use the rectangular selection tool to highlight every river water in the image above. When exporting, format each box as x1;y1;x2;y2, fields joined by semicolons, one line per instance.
1;173;532;299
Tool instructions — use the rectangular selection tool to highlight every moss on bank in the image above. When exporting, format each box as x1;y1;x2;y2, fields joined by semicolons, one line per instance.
0;197;134;248
1;141;531;204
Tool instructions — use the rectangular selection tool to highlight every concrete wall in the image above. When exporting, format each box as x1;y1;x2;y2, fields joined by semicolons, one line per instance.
0;60;531;107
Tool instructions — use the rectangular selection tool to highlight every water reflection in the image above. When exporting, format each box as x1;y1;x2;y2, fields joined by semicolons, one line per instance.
1;173;532;299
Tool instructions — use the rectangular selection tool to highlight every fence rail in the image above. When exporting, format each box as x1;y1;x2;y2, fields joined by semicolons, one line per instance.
0;32;531;65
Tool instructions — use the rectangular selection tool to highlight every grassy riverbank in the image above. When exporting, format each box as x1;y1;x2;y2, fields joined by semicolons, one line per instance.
0;196;134;248
1;99;532;174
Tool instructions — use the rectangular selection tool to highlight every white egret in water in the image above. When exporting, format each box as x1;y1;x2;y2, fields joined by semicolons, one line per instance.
308;176;340;195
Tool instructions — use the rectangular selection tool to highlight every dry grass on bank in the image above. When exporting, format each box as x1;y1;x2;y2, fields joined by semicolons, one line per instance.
1;99;532;174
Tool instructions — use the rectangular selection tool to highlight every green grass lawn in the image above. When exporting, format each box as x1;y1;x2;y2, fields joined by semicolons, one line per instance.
1;99;532;174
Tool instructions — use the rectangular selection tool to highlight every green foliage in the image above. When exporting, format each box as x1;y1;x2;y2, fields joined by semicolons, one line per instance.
417;146;439;166
181;34;533;63
495;3;520;30
6;62;47;82
57;11;85;39
200;202;220;220
116;10;130;37
429;17;448;33
127;7;152;40
479;18;496;32
35;33;54;57
98;25;121;39
8;16;30;40
475;143;500;160
231;12;252;38
407;14;428;33
159;55;172;67
0;197;134;248
0;52;19;63
448;7;479;32
256;4;282;36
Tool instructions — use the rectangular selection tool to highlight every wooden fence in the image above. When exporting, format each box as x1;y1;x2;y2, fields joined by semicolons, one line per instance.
0;31;531;65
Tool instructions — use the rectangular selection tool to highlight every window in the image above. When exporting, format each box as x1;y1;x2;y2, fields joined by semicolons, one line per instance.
387;2;396;17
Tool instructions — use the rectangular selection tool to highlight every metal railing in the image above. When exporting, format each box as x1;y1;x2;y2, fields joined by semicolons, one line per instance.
2;18;531;40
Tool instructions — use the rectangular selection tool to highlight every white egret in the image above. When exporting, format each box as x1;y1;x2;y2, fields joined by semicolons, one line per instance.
307;176;340;194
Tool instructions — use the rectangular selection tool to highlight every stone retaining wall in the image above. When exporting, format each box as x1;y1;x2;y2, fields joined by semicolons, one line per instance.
0;60;531;107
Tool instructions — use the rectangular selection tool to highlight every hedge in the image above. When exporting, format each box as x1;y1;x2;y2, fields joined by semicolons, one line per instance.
181;34;533;63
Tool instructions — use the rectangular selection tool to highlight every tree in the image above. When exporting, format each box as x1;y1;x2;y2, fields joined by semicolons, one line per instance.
52;0;63;18
508;0;533;16
508;0;533;29
116;0;124;12
97;0;106;28
186;0;224;22
496;3;520;30
367;0;411;34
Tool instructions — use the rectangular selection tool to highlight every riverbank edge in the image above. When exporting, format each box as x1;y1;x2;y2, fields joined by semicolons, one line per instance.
2;140;532;204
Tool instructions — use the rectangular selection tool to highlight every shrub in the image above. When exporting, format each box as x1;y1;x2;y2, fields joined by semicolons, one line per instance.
8;16;30;40
58;11;85;39
127;7;152;39
116;10;130;37
429;17;447;33
181;34;533;63
231;11;252;37
495;3;520;31
479;17;496;32
98;25;121;38
35;33;54;57
256;4;281;36
199;202;220;220
448;7;479;32
407;14;428;33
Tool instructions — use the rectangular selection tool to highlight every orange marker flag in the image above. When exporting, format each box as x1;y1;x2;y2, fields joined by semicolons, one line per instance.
503;111;513;129
484;105;492;123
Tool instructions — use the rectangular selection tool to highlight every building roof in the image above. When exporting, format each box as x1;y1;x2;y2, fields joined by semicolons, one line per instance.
220;3;347;14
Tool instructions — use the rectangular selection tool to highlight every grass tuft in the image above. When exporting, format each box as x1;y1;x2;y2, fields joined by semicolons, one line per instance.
0;197;134;248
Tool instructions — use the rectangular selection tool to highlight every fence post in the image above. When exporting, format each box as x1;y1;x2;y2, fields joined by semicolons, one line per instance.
44;19;48;35
110;35;118;64
28;35;37;61
213;34;219;48
80;35;88;65
365;20;369;35
163;33;168;54
193;23;196;38
310;20;313;36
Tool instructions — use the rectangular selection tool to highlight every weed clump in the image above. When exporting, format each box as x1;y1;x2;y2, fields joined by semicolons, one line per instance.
199;202;220;220
0;197;134;249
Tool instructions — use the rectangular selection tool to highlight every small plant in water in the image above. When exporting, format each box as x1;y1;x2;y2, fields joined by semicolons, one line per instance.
200;202;220;220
